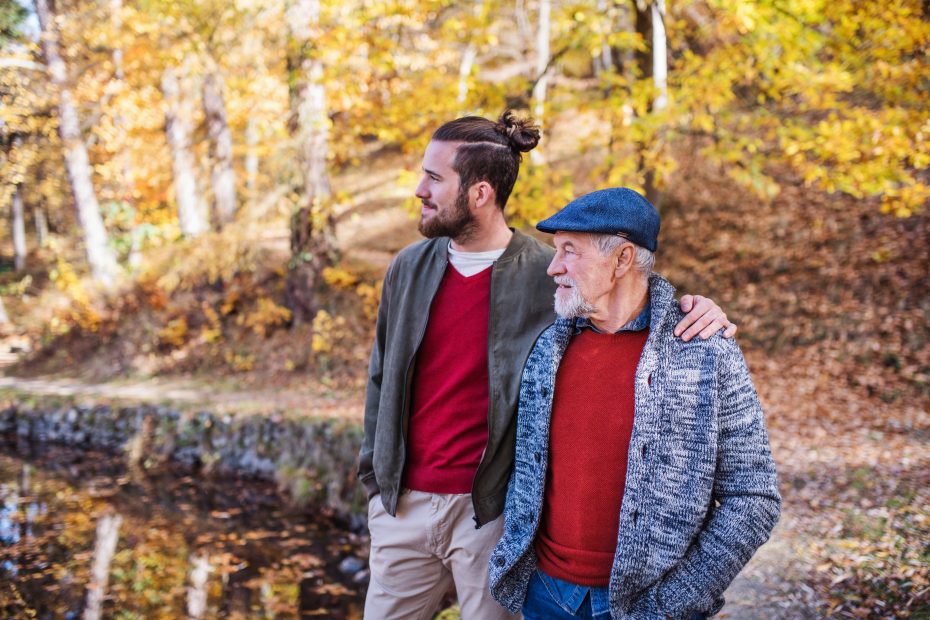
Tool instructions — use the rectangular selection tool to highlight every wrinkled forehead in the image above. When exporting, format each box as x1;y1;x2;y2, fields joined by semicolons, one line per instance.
553;230;597;249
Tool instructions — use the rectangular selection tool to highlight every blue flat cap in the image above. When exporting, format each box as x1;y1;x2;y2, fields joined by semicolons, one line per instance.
536;187;660;252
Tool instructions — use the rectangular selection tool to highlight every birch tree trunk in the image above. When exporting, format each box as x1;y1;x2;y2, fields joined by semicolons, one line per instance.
633;0;660;204
187;553;212;619
83;512;123;620
530;0;550;165
35;0;120;288
456;1;483;109
285;0;334;324
108;0;133;203
162;65;209;237
203;71;237;227
457;44;477;108
652;0;668;111
12;185;26;272
11;135;26;271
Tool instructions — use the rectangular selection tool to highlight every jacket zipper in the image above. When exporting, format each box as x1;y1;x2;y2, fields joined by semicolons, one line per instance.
470;259;500;528
394;263;445;516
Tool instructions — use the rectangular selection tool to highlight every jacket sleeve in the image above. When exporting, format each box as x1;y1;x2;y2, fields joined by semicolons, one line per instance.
646;337;781;618
357;260;396;499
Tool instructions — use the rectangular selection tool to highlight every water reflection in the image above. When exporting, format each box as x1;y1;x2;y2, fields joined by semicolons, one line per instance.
0;443;365;619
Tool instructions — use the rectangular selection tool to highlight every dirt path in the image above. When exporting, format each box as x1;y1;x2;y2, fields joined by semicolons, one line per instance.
0;374;364;420
721;521;823;618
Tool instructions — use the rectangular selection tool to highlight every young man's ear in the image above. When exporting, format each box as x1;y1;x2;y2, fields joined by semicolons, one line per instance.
472;181;495;209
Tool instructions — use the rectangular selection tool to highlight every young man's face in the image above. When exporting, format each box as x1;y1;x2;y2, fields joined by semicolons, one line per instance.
415;140;477;241
547;231;619;319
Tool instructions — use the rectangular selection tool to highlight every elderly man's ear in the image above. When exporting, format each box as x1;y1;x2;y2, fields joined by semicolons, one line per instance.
614;245;636;277
675;295;738;342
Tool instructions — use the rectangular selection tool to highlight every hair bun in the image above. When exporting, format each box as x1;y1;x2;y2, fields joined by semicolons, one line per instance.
495;110;540;153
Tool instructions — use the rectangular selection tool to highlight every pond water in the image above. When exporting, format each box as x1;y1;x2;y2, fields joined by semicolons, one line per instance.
0;442;366;619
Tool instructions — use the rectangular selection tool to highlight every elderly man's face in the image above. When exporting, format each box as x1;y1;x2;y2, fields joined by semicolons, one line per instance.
546;232;619;319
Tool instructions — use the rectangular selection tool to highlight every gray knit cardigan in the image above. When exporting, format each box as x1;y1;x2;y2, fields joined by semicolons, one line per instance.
488;274;781;619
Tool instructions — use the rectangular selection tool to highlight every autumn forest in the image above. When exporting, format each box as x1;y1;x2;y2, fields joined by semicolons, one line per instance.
1;0;928;617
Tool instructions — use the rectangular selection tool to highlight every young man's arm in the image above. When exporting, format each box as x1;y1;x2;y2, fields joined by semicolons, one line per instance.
675;295;737;341
357;262;395;499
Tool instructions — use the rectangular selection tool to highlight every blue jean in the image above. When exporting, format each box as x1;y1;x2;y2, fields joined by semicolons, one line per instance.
522;568;707;620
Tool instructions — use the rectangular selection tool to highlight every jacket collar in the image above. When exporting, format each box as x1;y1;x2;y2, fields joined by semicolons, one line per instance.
434;228;532;265
646;273;676;333
496;229;536;264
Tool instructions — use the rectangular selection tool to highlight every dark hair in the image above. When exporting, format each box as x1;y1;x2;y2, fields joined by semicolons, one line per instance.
431;110;540;210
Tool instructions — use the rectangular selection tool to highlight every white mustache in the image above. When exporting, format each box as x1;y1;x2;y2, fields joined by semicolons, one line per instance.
554;276;575;287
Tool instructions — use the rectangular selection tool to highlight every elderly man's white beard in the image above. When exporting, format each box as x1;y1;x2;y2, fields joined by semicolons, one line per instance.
553;276;596;319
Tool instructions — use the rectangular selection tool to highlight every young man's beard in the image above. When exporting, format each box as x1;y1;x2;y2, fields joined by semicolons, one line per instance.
418;186;479;244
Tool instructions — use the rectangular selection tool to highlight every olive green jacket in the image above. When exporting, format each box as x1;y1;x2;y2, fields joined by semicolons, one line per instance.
358;230;557;526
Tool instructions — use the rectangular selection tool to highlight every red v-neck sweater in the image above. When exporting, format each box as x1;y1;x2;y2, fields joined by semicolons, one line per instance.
403;265;492;494
535;328;649;586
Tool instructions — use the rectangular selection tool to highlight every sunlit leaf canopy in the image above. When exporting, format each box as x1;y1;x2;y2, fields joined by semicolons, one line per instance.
1;0;927;269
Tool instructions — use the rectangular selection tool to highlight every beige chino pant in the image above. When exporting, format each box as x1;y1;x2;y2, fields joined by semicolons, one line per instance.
364;489;518;619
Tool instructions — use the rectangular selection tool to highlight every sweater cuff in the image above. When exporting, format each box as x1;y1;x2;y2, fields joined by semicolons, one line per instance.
629;585;664;619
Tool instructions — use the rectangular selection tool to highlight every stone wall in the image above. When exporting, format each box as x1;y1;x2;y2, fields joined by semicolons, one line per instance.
0;400;366;515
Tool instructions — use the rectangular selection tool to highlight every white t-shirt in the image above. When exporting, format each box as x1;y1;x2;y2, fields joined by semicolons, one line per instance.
447;242;506;277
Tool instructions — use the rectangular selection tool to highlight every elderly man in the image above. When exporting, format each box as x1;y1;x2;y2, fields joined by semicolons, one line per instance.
488;188;781;619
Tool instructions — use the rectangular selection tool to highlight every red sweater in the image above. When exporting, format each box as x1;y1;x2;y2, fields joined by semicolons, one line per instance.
403;265;492;494
535;328;648;586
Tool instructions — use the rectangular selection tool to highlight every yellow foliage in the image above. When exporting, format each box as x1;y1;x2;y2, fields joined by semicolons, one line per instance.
149;231;262;294
311;309;348;354
48;256;103;333
200;302;223;343
356;281;382;322
224;351;255;372
322;266;360;289
242;298;292;337
158;317;189;348
220;291;239;316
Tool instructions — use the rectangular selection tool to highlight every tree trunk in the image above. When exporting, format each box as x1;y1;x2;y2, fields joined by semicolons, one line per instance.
12;185;26;272
187;554;212;619
11;135;27;272
83;512;122;620
108;0;134;204
633;0;660;205
514;0;531;44
34;205;48;248
457;1;483;109
633;0;653;81
594;0;613;76
35;0;120;288
457;44;477;107
530;0;551;165
0;297;9;326
652;0;668;111
285;0;334;325
203;71;237;227
245;116;259;202
162;65;209;237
